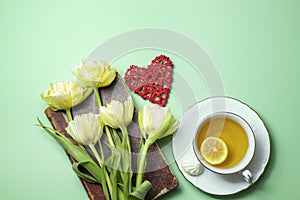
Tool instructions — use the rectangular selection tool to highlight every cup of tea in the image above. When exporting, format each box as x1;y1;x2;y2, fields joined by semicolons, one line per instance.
193;112;255;182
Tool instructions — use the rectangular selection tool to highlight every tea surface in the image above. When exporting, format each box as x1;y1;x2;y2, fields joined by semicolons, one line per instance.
197;117;248;168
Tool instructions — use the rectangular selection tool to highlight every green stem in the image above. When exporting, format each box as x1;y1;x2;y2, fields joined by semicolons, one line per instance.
89;144;113;200
136;140;150;187
121;128;131;153
118;190;125;200
105;126;115;147
109;148;118;200
93;87;115;148
66;109;73;121
120;127;132;200
89;145;102;166
94;87;102;107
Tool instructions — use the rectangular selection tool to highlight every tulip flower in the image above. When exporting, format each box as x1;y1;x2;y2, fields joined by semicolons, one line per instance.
100;97;134;131
100;96;134;198
136;105;179;187
65;112;117;199
72;59;117;149
41;81;92;120
138;105;179;144
72;59;116;88
65;113;103;146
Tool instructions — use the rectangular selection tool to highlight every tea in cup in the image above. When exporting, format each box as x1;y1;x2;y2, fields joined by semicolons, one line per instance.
193;112;255;182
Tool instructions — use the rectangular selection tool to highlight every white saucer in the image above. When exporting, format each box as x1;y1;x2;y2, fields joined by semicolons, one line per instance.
172;97;270;195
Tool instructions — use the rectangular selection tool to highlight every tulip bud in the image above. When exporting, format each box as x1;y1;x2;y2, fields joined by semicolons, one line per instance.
72;59;116;88
41;81;92;111
138;105;179;144
100;97;134;130
66;113;103;145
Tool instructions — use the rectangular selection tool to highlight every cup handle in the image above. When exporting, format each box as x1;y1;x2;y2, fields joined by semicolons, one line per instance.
240;169;252;183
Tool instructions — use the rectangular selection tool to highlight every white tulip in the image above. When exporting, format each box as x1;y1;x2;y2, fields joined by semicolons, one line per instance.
72;59;116;88
66;113;103;145
100;97;134;130
136;105;179;187
41;81;92;111
138;105;179;143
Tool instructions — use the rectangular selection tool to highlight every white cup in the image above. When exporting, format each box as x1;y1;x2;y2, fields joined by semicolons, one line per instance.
193;112;255;183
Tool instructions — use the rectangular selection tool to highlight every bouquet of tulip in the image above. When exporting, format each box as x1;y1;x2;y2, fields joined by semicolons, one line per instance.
37;59;179;200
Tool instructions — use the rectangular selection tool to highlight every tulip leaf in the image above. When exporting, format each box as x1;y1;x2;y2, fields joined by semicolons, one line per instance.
105;143;122;200
147;114;173;146
109;130;133;198
105;143;122;170
105;142;124;183
128;180;152;200
36;118;94;163
159;118;179;139
112;129;122;148
100;163;110;200
72;161;101;183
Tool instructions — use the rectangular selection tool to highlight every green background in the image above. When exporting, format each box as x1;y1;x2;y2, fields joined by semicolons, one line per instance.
1;0;299;199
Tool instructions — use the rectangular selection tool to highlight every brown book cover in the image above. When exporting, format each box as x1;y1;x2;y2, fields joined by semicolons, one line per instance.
44;74;178;200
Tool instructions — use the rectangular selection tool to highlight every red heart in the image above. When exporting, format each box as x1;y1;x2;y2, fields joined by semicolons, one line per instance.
124;55;174;106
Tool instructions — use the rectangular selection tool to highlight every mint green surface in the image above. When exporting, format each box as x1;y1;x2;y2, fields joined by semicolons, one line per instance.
1;0;299;199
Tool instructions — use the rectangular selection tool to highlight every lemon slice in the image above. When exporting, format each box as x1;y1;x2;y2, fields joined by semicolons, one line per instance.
200;136;228;165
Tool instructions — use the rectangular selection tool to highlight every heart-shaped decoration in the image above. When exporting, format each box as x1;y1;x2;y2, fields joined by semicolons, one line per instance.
124;55;174;106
